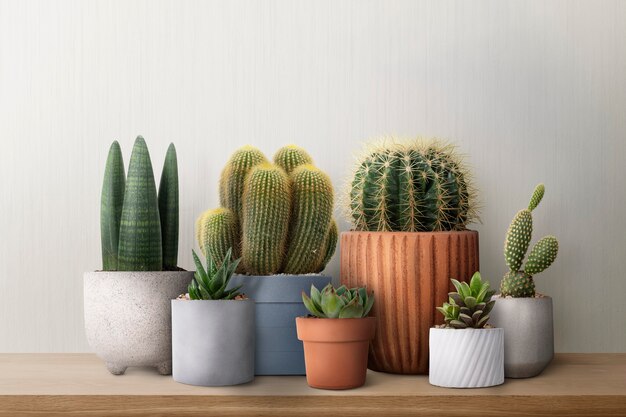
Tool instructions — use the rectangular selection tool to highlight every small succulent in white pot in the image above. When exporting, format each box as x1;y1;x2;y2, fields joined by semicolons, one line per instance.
490;184;559;378
429;272;504;388
172;249;255;386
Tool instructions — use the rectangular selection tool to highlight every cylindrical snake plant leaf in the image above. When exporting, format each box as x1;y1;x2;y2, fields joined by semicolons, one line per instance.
158;143;179;270
100;141;126;271
117;136;163;271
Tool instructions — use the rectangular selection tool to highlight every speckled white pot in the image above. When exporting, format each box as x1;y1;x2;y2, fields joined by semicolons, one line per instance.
429;327;504;388
84;271;193;375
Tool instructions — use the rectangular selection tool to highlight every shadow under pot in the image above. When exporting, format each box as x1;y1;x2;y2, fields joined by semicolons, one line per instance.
489;296;554;378
296;317;376;390
429;327;504;388
172;298;255;386
84;270;193;375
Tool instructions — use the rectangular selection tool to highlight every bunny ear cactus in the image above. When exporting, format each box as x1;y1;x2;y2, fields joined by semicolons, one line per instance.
302;284;374;319
100;137;180;271
501;184;559;297
197;145;338;275
437;272;495;329
347;138;478;232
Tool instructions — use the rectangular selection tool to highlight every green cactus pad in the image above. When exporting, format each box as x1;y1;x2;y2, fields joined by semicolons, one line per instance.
196;207;240;268
528;183;545;212
273;145;313;174
283;165;334;274
500;271;536;297
241;163;292;275
219;145;267;222
348;139;477;232
158;143;179;270
100;141;126;271
525;235;559;276
117;136;163;271
504;209;533;272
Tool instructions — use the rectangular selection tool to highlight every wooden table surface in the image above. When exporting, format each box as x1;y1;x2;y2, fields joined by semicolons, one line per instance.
0;353;625;416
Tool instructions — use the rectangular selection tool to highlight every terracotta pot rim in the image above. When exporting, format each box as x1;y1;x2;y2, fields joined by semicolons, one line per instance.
341;229;478;236
296;316;376;321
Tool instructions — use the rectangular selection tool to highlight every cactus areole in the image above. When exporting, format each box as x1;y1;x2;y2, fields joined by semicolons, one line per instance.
100;137;180;271
340;137;481;374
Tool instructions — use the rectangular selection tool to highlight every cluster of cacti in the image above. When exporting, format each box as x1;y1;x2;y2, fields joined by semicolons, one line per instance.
197;145;337;275
437;272;495;329
101;136;179;271
347;137;478;232
188;248;243;300
302;284;374;319
501;184;559;297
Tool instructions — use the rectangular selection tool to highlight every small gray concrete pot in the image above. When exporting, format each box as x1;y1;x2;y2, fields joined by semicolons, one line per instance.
226;274;332;375
429;327;504;388
172;298;255;386
84;271;193;375
490;296;554;378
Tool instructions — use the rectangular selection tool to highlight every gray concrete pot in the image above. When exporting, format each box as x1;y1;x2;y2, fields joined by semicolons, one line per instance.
172;299;255;386
83;271;193;375
429;327;504;388
227;275;332;375
490;296;554;378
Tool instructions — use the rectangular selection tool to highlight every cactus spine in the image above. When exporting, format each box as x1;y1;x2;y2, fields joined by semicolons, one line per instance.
100;141;126;270
242;163;292;274
197;145;337;275
501;184;559;297
158;143;179;270
283;164;334;274
219;146;267;221
100;136;179;271
347;138;478;232
197;208;240;267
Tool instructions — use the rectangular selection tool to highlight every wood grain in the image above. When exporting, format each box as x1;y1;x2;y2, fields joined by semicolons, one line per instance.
340;230;479;373
0;354;625;416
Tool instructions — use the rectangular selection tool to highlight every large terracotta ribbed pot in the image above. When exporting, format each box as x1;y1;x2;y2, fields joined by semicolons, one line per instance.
340;230;479;374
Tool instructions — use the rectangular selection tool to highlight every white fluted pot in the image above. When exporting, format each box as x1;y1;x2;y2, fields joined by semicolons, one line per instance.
429;327;504;388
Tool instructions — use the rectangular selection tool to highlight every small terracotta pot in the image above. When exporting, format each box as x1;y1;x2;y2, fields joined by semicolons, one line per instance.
296;317;376;390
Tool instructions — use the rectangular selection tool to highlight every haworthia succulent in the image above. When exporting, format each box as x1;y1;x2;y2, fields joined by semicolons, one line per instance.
504;209;532;272
283;165;334;274
219;145;267;223
158;143;179;270
273;145;313;174
196;207;240;267
117;136;163;271
348;139;477;232
100;141;125;271
241;163;291;275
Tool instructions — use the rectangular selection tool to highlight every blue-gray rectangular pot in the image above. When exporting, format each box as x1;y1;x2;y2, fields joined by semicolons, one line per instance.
227;274;332;375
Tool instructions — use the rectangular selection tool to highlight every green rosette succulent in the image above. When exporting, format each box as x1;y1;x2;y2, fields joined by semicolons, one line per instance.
437;272;495;329
302;284;374;319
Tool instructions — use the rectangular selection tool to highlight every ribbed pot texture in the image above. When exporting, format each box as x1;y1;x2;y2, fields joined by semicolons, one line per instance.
429;327;504;388
296;317;376;390
340;230;479;374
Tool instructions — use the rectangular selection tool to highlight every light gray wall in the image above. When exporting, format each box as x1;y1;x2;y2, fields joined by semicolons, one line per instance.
1;0;624;352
